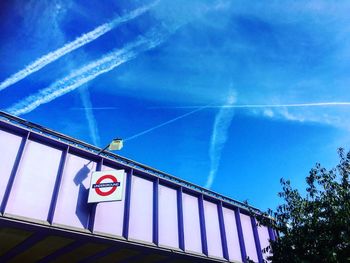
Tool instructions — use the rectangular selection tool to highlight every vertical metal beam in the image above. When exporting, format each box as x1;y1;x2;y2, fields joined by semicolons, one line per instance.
123;168;133;239
251;217;263;263
218;201;229;260
235;207;247;263
153;177;159;245
198;194;208;256
88;158;103;232
268;227;276;242
177;187;185;251
47;146;69;224
1;131;29;214
96;158;103;171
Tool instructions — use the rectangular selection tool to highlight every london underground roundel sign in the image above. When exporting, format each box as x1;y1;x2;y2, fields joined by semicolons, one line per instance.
88;170;125;203
94;174;120;196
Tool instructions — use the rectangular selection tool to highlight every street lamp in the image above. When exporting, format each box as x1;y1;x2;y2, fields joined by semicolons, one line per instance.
97;138;123;155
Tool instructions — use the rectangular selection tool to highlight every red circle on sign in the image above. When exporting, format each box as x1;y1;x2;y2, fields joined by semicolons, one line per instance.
95;174;118;196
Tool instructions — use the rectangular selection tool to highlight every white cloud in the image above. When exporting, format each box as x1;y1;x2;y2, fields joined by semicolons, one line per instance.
205;90;236;189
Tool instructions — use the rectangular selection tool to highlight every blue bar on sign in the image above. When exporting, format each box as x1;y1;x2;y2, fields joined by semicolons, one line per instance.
92;182;120;188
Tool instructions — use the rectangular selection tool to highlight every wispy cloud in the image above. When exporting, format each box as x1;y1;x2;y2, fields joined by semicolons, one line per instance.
5;34;164;116
79;86;101;146
0;1;157;91
205;91;236;189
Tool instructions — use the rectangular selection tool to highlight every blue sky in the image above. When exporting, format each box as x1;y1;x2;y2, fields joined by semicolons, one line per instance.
1;0;350;211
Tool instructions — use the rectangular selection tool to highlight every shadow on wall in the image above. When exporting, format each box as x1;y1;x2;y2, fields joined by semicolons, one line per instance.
74;164;93;229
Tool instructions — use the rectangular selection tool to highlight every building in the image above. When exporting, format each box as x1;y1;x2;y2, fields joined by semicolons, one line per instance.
0;111;274;262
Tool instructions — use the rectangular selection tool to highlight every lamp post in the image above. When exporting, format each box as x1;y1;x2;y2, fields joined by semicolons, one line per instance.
97;138;123;155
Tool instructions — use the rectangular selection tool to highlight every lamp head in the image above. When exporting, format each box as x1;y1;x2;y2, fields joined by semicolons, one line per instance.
108;138;123;150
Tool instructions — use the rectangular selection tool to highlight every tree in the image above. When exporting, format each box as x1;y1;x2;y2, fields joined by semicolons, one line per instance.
254;148;350;263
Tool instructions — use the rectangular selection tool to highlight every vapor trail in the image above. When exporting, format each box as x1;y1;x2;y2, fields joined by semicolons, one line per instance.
205;93;236;189
72;101;350;110
0;1;157;91
71;107;119;110
149;102;350;109
79;86;101;146
125;105;209;142
6;35;163;116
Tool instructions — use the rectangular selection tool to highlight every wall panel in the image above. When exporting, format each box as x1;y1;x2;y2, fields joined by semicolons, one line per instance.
0;130;23;206
222;207;242;262
182;193;202;253
5;140;62;221
203;200;223;258
128;175;153;243
158;184;178;248
240;213;258;262
258;225;271;261
52;153;96;229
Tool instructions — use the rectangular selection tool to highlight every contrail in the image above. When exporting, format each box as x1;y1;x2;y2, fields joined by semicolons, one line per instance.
72;101;350;110
68;100;350;142
0;1;157;91
68;100;350;144
6;34;163;116
79;86;101;146
125;105;209;142
205;92;236;189
71;107;119;110
149;102;350;109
